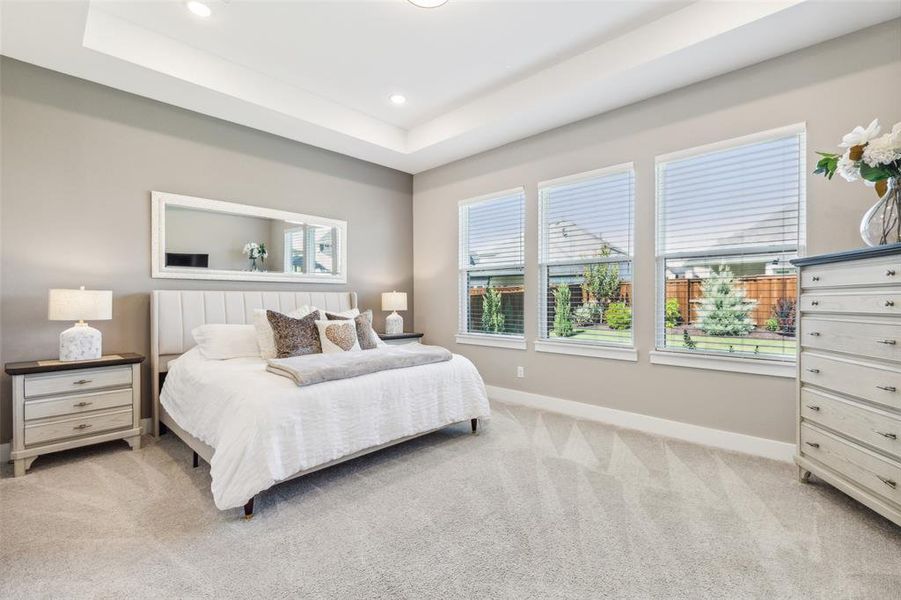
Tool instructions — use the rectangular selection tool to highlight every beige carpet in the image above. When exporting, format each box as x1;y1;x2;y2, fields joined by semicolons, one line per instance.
1;400;899;599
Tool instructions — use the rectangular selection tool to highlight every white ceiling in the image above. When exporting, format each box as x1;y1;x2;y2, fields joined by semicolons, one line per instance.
3;1;899;174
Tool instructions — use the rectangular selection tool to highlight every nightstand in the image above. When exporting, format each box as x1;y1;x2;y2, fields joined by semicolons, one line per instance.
5;353;144;477
378;332;424;345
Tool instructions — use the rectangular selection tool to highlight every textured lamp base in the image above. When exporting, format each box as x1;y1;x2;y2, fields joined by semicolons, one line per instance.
59;322;102;361
385;311;403;335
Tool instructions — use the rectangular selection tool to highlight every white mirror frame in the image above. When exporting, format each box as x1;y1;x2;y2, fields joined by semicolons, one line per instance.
151;191;348;284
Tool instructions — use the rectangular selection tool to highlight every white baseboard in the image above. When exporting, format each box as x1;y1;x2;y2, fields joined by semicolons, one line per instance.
1;443;9;463
486;385;794;463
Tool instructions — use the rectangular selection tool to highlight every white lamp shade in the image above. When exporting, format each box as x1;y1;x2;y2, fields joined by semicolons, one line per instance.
48;287;112;321
381;291;407;312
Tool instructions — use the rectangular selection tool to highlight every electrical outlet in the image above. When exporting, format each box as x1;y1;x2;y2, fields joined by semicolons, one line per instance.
516;366;524;378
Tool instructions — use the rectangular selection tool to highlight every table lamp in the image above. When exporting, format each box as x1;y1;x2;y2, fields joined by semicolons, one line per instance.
48;286;112;361
381;291;407;335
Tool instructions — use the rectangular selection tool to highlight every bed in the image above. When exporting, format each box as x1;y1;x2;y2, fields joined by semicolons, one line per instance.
151;290;490;518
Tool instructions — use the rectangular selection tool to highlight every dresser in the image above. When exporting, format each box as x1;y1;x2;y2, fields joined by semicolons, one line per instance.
5;353;144;476
792;246;901;526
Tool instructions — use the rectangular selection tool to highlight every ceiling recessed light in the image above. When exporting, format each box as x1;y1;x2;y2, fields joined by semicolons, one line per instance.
186;1;212;18
389;94;407;106
408;0;449;8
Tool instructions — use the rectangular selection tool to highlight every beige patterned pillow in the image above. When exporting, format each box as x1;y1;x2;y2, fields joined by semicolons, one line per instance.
266;310;322;358
325;309;379;350
316;320;361;353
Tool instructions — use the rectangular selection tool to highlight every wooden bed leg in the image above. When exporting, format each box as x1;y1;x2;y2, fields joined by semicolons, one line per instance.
471;418;478;434
192;451;199;469
243;497;255;520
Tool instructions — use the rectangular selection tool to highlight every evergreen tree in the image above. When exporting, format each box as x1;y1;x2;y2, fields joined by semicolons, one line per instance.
552;283;574;337
583;245;621;320
697;265;757;336
481;287;505;334
682;328;697;349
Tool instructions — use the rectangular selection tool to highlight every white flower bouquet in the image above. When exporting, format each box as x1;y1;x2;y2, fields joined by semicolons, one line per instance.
242;242;268;271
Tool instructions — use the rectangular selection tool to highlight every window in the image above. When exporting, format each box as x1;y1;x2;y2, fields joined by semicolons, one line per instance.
283;223;339;275
458;188;526;343
538;165;634;348
655;124;805;362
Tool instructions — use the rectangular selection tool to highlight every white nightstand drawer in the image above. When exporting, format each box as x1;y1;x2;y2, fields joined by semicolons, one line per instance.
24;365;132;398
24;388;133;421
24;407;133;447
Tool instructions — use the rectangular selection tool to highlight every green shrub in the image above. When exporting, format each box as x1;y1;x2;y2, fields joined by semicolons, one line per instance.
772;298;796;335
682;328;697;350
552;284;574;337
572;303;595;327
481;287;505;334
605;302;632;330
765;317;780;332
665;298;682;328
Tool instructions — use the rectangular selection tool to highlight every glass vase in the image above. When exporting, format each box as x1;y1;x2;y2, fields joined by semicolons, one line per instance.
249;257;258;272
861;177;901;247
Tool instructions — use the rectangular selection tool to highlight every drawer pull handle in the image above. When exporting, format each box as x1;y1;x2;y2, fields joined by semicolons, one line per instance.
812;276;821;282
878;476;897;489
876;431;898;440
805;442;820;449
73;379;93;385
888;270;897;277
808;331;820;337
73;423;92;430
877;385;897;392
811;301;820;306
806;404;820;411
886;300;896;307
73;401;93;408
806;368;820;374
877;339;897;345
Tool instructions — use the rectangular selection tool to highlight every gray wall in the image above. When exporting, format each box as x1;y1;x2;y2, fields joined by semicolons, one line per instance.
0;58;413;442
165;207;275;271
412;20;901;444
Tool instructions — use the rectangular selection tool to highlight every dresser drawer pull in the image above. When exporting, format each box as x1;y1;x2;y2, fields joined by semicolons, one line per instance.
886;300;896;307
73;423;92;431
73;379;93;385
888;269;897;277
806;368;820;374
812;276;821;282
805;442;820;449
73;401;93;408
876;385;897;392
810;301;820;306
877;339;897;345
876;431;898;440
808;331;820;337
806;404;820;411
877;476;897;489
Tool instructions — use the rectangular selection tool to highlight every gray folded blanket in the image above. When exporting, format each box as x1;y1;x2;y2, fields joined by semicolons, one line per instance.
267;344;453;387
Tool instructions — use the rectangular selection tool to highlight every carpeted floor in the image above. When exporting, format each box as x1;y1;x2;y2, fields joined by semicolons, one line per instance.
1;400;899;599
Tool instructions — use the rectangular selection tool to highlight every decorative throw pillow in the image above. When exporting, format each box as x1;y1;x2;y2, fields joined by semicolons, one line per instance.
316;319;361;353
191;324;260;360
266;310;323;358
253;306;315;358
326;309;380;350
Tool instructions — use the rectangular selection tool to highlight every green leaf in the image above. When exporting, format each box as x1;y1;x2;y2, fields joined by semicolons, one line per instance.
859;162;894;182
813;154;839;180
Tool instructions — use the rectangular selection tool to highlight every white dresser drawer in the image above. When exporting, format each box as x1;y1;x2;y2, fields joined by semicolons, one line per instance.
801;259;901;290
801;388;901;461
800;317;901;362
799;292;901;316
24;407;133;447
24;388;133;421
800;352;901;412
800;423;901;505
24;366;132;398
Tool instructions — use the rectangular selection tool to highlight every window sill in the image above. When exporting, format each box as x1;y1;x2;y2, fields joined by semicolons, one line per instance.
649;350;796;378
534;340;637;361
455;333;527;350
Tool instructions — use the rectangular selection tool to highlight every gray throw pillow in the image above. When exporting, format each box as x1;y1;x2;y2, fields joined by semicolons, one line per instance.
267;309;322;358
326;309;379;350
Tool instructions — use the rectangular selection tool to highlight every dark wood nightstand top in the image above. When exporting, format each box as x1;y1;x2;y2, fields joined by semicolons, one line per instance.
376;332;424;341
5;353;145;376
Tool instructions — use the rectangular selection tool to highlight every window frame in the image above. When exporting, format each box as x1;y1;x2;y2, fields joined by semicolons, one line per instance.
653;123;806;375
536;163;637;360
456;187;527;350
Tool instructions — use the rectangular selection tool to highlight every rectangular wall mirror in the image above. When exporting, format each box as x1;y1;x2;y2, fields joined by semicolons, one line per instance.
151;191;347;284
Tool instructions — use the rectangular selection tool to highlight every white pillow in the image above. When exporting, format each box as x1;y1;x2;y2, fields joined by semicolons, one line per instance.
319;307;360;319
316;319;361;353
253;306;317;359
192;324;260;360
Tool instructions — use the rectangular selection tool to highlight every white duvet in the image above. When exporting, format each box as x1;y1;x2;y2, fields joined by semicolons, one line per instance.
161;347;490;510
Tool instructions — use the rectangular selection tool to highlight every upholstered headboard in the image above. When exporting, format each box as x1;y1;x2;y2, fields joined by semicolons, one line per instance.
150;289;357;436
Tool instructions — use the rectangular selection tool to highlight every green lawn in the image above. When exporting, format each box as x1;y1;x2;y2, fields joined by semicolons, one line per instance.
552;328;796;357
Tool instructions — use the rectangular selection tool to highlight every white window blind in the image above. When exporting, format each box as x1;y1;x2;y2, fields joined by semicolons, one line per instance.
656;125;805;360
284;227;305;273
459;189;525;337
539;165;634;346
282;224;339;275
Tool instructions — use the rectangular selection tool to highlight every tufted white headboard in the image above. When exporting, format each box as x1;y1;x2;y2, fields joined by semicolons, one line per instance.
150;289;357;436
